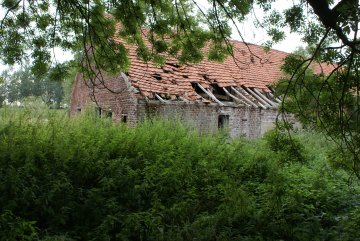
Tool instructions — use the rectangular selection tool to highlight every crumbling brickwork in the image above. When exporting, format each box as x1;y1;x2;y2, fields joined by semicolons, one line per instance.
70;29;332;138
70;76;292;138
70;72;138;126
137;101;279;138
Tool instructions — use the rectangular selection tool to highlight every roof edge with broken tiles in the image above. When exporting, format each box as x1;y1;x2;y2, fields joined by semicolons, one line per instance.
85;16;334;109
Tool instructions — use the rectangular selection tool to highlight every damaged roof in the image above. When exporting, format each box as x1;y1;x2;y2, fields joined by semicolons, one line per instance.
109;27;334;108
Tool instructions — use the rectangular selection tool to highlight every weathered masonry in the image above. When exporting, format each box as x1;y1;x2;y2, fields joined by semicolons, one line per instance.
70;33;333;138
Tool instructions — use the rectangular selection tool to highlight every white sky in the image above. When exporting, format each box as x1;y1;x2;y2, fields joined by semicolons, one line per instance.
231;0;305;53
0;0;303;72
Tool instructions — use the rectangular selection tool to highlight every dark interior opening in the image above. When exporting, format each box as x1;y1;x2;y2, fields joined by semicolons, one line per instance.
152;73;162;80
210;84;230;101
95;107;102;118
166;62;180;68
191;82;206;96
121;115;127;123
211;84;226;95
241;85;251;95
218;115;229;129
163;69;171;73
105;111;112;119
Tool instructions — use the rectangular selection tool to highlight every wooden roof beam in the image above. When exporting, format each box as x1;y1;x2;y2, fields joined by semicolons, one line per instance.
253;88;278;107
230;86;260;108
222;87;250;106
243;87;271;109
197;83;225;106
155;93;169;103
268;92;282;103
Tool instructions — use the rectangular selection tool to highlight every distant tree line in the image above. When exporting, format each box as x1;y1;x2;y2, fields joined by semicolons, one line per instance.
0;65;71;108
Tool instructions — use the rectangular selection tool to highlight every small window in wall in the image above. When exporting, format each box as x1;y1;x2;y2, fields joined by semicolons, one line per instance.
104;111;112;119
218;115;229;129
76;107;81;113
121;115;127;123
95;107;102;118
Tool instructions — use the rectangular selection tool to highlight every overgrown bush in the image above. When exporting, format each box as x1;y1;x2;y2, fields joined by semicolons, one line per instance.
264;123;308;164
0;108;359;240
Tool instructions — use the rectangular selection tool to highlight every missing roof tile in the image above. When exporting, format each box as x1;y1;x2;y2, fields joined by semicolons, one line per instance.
166;62;180;68
202;74;209;80
191;82;205;95
152;73;162;80
163;69;171;73
210;84;231;101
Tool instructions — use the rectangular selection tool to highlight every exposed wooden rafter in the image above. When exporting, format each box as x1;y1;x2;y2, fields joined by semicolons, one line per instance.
230;86;260;108
268;92;282;103
197;83;225;106
155;93;168;103
244;87;271;108
222;87;250;106
253;88;278;107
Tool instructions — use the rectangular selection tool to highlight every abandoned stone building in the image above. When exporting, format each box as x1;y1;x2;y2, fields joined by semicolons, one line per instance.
70;37;333;138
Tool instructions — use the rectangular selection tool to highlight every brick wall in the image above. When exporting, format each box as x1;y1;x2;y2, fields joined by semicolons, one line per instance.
70;75;293;138
137;100;280;138
69;73;138;126
70;73;87;115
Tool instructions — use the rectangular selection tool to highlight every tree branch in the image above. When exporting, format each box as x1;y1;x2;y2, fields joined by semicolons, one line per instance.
306;0;360;52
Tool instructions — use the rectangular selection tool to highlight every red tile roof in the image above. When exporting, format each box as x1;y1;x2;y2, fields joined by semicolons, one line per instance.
112;27;331;101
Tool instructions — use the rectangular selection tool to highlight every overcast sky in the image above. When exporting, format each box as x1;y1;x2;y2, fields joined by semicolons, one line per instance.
232;0;304;53
0;0;303;72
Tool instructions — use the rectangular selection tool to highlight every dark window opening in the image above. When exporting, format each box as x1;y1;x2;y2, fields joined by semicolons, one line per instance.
104;111;112;119
210;84;230;101
95;107;102;118
218;115;229;129
121;115;127;123
152;73;162;80
76;107;81;112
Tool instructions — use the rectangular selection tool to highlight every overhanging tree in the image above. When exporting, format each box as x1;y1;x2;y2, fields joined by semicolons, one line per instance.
1;0;359;174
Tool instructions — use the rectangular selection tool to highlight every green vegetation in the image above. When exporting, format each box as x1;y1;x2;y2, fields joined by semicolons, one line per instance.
1;0;360;175
0;108;359;240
